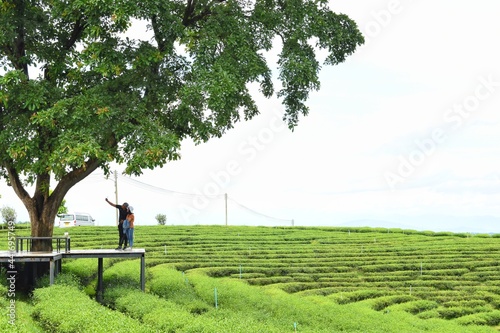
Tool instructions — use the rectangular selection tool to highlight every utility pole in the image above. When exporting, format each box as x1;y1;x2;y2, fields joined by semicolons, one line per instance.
114;170;119;226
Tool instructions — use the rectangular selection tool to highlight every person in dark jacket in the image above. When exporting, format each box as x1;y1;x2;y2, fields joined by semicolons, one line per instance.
105;198;129;250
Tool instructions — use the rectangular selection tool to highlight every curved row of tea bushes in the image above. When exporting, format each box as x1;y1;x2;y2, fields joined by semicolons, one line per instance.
32;284;153;333
3;225;500;330
0;293;44;333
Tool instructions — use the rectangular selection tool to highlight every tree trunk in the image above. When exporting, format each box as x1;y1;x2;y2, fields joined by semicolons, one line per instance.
5;160;99;290
18;173;62;252
28;202;57;252
6;159;101;251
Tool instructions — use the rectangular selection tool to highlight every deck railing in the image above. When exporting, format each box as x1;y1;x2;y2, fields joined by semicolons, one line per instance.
15;236;71;253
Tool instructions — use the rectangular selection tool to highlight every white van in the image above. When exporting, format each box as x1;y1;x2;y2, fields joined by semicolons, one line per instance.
58;213;95;227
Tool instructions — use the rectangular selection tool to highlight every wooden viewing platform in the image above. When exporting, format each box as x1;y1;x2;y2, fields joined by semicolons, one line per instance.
0;237;145;302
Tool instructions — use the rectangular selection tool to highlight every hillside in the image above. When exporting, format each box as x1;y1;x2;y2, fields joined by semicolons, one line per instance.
1;225;500;332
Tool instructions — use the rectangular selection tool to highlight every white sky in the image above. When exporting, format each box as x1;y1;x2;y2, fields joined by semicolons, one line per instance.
2;0;500;233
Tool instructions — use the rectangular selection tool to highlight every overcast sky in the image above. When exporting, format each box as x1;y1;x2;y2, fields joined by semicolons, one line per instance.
2;0;500;232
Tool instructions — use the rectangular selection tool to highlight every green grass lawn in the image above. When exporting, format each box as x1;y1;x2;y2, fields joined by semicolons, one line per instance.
1;225;500;332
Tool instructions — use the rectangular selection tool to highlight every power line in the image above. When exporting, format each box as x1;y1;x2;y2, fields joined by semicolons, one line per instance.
119;175;224;198
92;170;293;225
228;196;293;224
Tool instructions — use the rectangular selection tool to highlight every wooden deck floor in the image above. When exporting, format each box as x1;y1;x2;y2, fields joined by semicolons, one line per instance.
0;249;146;301
0;248;145;260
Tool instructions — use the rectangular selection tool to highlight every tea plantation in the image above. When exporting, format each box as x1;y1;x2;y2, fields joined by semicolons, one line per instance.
2;225;500;332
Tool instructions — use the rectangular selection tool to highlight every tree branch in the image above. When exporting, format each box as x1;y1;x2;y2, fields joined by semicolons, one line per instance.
182;0;226;27
54;157;101;198
4;161;31;206
13;1;28;76
151;14;166;53
55;133;117;195
63;17;86;51
44;17;86;81
183;0;196;26
33;172;50;214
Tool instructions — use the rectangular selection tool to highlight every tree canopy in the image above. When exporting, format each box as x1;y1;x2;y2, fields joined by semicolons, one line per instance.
0;0;363;243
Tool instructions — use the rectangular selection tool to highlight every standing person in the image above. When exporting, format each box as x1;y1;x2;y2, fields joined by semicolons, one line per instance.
124;206;135;250
105;198;129;250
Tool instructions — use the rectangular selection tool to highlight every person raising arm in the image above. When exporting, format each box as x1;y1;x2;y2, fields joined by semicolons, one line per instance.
105;198;129;250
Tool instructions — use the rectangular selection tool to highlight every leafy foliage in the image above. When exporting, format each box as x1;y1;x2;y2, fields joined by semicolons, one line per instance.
0;0;363;240
155;213;167;225
1;226;500;332
0;297;44;333
32;285;153;332
102;259;142;289
0;205;16;225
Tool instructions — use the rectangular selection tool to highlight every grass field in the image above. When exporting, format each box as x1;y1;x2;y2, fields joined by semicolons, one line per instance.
1;225;500;332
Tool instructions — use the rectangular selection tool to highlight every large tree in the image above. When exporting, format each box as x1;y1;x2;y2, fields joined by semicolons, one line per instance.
0;0;363;249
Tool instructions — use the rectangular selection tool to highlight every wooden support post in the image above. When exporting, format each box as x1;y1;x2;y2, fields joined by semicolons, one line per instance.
49;260;55;285
97;258;104;302
33;263;37;286
57;258;62;275
140;253;145;291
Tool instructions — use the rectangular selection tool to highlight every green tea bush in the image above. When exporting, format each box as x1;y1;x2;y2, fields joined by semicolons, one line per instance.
103;259;142;289
474;232;498;239
369;295;415;311
113;288;166;319
102;286;132;308
416;309;441;319
0;297;44;332
62;258;107;283
438;306;490;320
247;276;294;286
203;266;242;278
149;264;192;299
444;299;489;308
179;308;289;333
32;284;153;332
34;271;82;290
143;307;194;332
389;300;439;314
113;287;195;331
475;291;500;308
54;272;82;288
187;275;316;331
330;290;393;304
185;271;350;332
455;310;500;326
149;264;210;314
3;225;500;332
